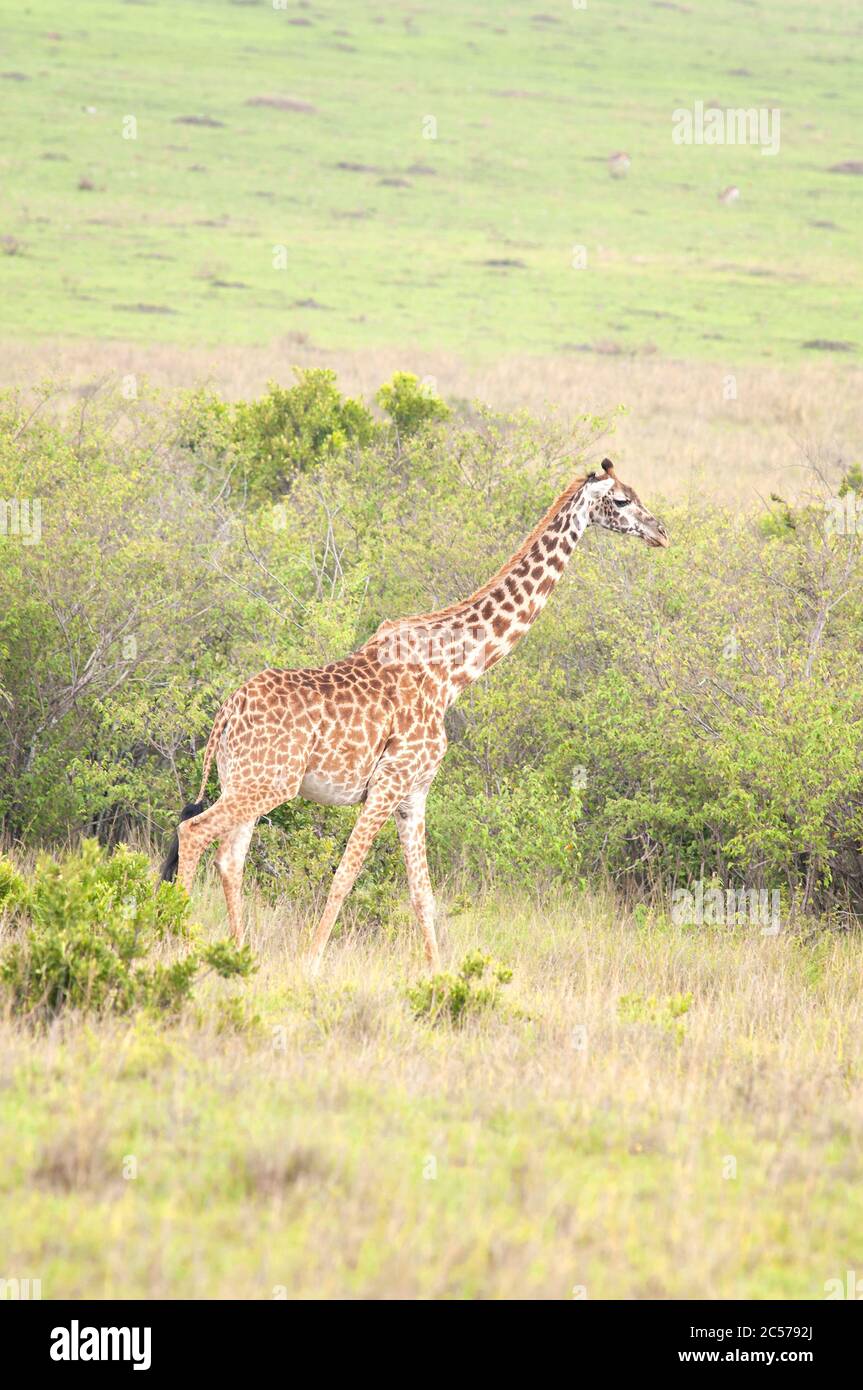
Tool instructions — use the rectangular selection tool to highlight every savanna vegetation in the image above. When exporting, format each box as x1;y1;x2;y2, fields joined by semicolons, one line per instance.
2;352;862;1303
2;0;862;1305
2;371;862;912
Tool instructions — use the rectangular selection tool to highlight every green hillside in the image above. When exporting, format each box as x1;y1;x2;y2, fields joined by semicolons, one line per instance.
1;0;861;360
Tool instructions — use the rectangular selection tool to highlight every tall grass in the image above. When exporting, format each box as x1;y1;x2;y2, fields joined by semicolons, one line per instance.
1;860;860;1299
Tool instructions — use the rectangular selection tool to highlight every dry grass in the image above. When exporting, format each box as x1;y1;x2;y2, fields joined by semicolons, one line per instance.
1;337;861;505
0;869;861;1299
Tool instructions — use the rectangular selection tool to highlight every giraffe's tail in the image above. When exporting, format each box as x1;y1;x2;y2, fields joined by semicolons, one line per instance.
159;800;208;883
159;697;232;883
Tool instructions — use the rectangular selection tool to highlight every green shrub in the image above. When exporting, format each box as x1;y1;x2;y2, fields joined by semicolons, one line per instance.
0;841;255;1021
251;799;405;926
838;463;863;497
429;764;582;889
375;371;450;438
618;992;692;1043
173;386;234;468
0;856;27;914
231;368;377;499
213;993;262;1036
4;377;863;920
0;388;247;842
407;951;513;1026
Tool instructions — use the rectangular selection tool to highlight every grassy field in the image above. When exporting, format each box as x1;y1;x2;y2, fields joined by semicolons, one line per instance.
2;0;861;361
1;870;861;1299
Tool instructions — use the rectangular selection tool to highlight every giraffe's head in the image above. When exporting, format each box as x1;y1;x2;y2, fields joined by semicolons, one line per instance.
583;458;669;548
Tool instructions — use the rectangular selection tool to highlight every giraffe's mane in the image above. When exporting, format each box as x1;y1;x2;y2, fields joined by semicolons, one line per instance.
367;473;590;637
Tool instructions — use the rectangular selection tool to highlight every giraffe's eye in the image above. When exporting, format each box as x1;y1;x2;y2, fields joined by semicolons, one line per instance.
612;497;630;508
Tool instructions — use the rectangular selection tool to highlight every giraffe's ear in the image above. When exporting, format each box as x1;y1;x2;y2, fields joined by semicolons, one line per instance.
601;458;615;474
585;471;597;480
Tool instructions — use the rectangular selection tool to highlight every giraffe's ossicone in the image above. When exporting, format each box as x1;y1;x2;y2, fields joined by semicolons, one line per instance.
160;458;668;971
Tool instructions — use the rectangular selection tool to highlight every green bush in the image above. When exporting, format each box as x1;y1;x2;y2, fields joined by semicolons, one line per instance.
249;798;405;926
231;368;377;500
428;764;582;889
407;951;513;1026
3;376;863;919
559;504;863;907
618;991;692;1043
0;856;27;913
0;387;247;842
0;841;254;1020
375;371;450;438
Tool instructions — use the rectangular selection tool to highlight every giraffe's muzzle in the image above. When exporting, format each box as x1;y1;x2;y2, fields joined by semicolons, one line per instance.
646;521;669;548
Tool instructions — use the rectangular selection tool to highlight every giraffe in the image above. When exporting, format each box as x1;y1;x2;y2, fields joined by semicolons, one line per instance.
160;458;668;971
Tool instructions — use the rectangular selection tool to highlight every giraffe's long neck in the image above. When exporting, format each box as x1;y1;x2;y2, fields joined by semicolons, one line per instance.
368;477;594;700
439;478;591;700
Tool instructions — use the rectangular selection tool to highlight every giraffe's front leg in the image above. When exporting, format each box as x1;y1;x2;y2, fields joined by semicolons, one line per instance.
394;788;441;971
306;781;403;974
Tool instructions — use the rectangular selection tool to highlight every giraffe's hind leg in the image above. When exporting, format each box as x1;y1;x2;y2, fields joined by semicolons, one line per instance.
214;820;256;943
176;795;252;896
178;772;307;935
